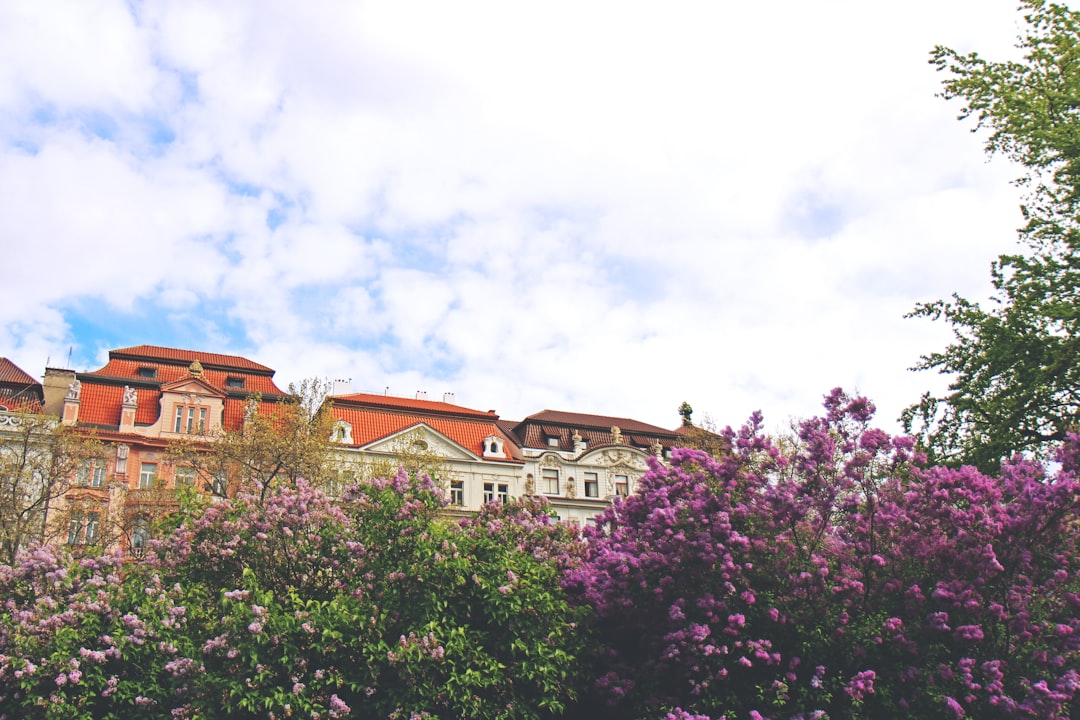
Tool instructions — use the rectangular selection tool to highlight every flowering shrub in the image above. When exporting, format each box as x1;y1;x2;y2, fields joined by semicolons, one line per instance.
566;389;1080;719
0;470;586;719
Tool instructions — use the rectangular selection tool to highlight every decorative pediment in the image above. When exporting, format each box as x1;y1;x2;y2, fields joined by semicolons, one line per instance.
538;453;565;469
160;377;226;399
579;447;649;471
362;423;479;461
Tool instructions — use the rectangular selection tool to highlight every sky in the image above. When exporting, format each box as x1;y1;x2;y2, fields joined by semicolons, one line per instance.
0;0;1042;433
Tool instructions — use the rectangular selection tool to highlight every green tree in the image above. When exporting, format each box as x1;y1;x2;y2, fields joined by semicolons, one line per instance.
168;378;337;502
905;0;1080;470
0;412;102;563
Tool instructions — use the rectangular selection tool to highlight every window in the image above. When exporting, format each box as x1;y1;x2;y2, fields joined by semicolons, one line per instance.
85;512;100;544
139;463;157;489
615;475;629;497
211;471;229;497
483;482;509;503
547;436;560;448
132;516;150;554
175;466;195;488
450;480;464;506
76;460;106;488
584;471;599;498
137;367;157;379
67;511;101;545
225;377;245;389
542;468;559;495
174;405;208;434
67;512;84;545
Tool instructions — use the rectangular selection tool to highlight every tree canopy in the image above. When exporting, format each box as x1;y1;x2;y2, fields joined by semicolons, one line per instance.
905;0;1080;470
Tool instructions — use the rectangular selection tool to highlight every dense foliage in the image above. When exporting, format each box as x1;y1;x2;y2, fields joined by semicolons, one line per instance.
0;471;586;720
906;0;1080;470
1;391;1078;719
568;389;1080;719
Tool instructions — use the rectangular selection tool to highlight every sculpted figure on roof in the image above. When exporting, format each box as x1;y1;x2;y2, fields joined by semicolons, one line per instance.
66;379;81;400
122;386;137;405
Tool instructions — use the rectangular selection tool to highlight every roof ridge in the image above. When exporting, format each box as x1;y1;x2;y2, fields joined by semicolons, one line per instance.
333;392;498;418
108;345;274;373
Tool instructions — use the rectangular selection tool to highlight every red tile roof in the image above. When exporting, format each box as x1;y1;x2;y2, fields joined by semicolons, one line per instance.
91;359;284;396
522;409;675;436
511;409;679;452
333;393;498;418
222;398;286;430
0;358;44;413
108;345;274;373
0;358;38;386
331;394;520;462
72;346;287;430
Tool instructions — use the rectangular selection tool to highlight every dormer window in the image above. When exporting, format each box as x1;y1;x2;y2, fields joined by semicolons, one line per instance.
331;420;354;444
483;435;505;458
225;377;244;389
547;436;560;448
137;367;157;379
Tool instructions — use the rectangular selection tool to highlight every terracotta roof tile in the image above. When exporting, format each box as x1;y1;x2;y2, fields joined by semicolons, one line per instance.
108;345;274;373
0;359;44;413
90;359;285;396
522;409;675;436
0;358;39;386
0;391;43;414
513;409;679;451
333;392;498;418
77;383;125;427
222;398;283;430
329;394;520;461
332;405;521;462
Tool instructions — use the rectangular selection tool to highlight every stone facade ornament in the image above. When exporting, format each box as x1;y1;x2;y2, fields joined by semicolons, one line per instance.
652;438;663;457
189;359;204;378
611;426;622;445
66;379;81;400
525;473;535;495
122;386;137;405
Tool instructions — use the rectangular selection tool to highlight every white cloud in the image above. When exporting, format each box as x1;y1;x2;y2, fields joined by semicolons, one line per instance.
0;0;1044;434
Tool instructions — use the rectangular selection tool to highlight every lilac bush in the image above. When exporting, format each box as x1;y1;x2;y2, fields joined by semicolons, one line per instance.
0;471;587;719
566;389;1080;719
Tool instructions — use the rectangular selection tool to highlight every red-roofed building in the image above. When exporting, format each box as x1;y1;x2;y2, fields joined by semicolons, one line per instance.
327;392;684;525
0;358;44;414
42;345;291;554
500;409;682;525
327;391;523;515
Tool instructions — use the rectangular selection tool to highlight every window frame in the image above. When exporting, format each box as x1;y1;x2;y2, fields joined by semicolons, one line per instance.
139;462;157;490
584;471;599;498
542;468;560;495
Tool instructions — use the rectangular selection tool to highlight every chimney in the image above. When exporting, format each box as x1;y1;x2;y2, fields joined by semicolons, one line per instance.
442;392;455;404
43;367;76;416
416;391;428;400
332;378;353;396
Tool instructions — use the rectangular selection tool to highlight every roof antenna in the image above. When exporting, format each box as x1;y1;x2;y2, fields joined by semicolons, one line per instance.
67;346;73;367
